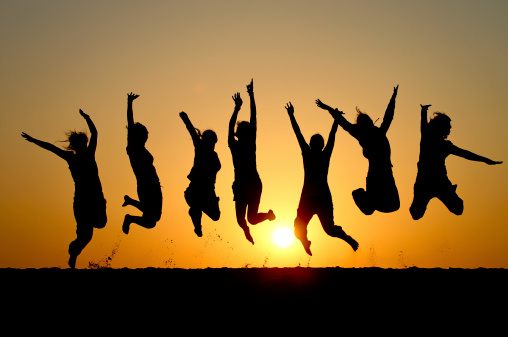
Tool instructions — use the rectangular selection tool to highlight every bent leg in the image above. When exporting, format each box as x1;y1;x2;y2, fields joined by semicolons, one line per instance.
235;200;254;244
122;195;142;211
68;223;93;269
294;206;313;256
437;185;463;216
409;191;432;220
317;206;358;251
352;188;375;215
246;185;275;225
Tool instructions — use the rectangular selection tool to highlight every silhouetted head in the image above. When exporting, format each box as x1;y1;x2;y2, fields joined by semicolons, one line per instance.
66;131;88;153
129;122;149;145
355;107;374;129
428;112;451;139
235;121;253;141
201;129;218;149
309;134;324;152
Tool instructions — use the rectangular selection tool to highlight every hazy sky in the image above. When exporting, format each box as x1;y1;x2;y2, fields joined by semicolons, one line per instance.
1;0;507;269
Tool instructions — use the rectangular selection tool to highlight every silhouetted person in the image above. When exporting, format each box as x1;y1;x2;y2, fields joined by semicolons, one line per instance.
286;102;358;256
410;104;502;220
228;80;276;244
180;111;221;237
316;85;400;215
122;92;162;234
21;110;107;269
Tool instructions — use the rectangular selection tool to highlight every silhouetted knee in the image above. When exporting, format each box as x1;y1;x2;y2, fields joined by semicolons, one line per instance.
208;210;221;221
448;199;464;216
410;205;424;220
94;215;107;229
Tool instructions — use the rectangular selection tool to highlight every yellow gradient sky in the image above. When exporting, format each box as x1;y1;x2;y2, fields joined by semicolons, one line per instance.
1;0;507;269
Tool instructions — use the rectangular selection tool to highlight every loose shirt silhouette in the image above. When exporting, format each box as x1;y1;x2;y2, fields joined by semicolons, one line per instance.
316;86;400;215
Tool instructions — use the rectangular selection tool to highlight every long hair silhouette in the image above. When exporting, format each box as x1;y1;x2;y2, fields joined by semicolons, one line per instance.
21;109;107;269
286;102;358;256
410;104;502;220
122;92;162;234
180;111;221;237
316;85;400;215
228;79;275;245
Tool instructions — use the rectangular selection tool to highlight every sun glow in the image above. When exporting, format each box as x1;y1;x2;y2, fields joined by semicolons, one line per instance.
272;227;294;248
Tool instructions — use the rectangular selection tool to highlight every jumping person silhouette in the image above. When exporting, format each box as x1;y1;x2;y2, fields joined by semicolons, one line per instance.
180;111;221;237
410;104;502;220
122;92;162;234
316;85;400;215
286;102;358;256
21;109;107;269
228;79;275;244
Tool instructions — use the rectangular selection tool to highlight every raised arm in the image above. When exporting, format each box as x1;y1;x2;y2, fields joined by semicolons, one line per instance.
79;109;97;153
127;92;139;127
247;79;257;140
286;102;308;151
21;132;70;160
315;99;352;134
323;118;339;156
228;92;243;147
380;85;398;134
450;145;503;165
179;111;200;146
420;104;431;135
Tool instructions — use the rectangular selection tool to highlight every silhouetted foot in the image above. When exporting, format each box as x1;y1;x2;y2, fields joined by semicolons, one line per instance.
347;236;359;251
194;225;203;237
300;239;312;256
68;254;77;269
122;216;130;235
242;226;254;245
122;195;131;207
352;188;374;215
268;210;276;221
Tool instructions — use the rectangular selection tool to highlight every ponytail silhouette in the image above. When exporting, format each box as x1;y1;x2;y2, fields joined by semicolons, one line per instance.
316;85;400;215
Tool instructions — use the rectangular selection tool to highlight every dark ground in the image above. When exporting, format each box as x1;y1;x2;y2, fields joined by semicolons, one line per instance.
2;267;506;330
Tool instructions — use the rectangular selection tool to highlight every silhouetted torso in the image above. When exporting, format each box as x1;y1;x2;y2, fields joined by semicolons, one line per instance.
230;138;258;181
301;147;332;200
417;132;453;179
66;150;104;202
188;144;221;188
127;133;160;188
350;125;393;169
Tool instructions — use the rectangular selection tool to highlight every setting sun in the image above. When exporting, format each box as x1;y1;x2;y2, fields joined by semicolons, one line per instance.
273;227;294;248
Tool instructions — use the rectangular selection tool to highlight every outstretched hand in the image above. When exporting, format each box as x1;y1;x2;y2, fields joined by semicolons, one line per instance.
128;92;140;102
232;92;242;109
285;102;294;115
179;111;188;119
21;132;34;142
486;159;503;165
316;99;344;117
79;109;89;118
393;84;399;96
246;79;253;95
315;99;332;111
420;104;432;110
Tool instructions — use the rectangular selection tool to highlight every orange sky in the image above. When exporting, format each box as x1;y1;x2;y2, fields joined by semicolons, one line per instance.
1;0;507;269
